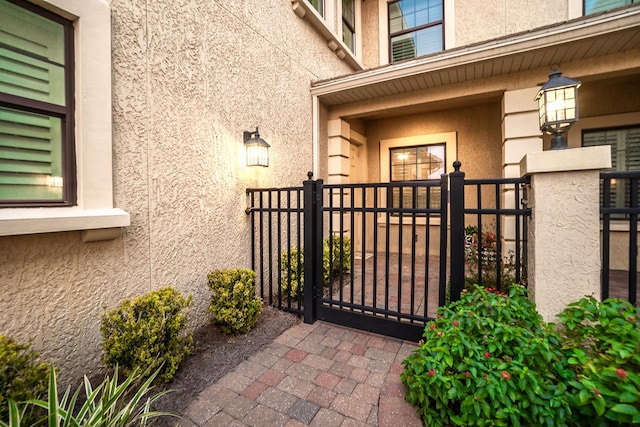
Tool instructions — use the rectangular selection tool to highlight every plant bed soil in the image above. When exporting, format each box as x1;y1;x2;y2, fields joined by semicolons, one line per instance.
153;305;301;424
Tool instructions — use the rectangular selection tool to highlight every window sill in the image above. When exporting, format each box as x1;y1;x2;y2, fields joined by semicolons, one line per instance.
0;207;130;241
290;0;363;71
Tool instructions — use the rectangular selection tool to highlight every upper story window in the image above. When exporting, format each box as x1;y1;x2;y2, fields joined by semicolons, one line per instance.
583;126;640;214
308;0;324;16
0;0;75;207
388;0;443;63
584;0;638;14
342;0;356;53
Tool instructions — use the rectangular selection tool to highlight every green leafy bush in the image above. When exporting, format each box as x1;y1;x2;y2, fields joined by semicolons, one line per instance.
0;335;49;424
280;235;351;298
1;364;172;427
323;235;351;284
207;269;263;334
559;297;640;426
101;287;193;383
402;285;574;427
280;247;304;298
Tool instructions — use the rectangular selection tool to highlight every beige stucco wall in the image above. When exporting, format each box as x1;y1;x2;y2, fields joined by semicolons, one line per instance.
0;0;351;384
453;0;569;48
364;103;503;182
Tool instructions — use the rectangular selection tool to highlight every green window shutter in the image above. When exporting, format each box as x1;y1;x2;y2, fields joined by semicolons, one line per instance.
0;106;63;200
0;0;66;106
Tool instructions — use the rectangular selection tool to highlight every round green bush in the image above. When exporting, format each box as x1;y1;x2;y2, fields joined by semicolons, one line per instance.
207;269;263;334
402;285;574;427
0;335;49;424
100;287;193;383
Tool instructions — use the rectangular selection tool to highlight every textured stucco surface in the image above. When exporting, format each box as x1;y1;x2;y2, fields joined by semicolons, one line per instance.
527;170;602;321
364;103;503;183
454;0;569;48
0;0;351;383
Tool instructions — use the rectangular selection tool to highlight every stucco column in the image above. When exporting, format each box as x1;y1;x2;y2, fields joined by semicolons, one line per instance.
501;87;543;255
328;119;351;234
520;146;611;321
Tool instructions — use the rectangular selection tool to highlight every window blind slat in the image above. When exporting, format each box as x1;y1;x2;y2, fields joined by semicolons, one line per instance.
0;47;66;105
0;107;60;193
0;0;65;63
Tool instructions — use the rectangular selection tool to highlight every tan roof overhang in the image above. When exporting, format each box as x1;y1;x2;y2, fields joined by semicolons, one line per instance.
311;6;640;107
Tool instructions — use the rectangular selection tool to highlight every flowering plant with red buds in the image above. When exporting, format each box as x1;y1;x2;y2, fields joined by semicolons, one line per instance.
401;285;573;426
559;297;640;425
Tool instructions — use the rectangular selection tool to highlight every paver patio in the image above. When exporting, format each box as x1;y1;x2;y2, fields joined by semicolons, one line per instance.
178;321;423;426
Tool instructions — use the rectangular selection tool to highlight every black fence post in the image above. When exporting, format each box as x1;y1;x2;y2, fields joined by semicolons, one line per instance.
438;173;449;307
313;178;324;318
303;172;323;324
449;161;466;302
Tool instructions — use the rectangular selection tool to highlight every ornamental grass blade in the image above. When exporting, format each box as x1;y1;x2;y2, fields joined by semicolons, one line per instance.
6;399;21;427
74;377;105;424
47;364;60;427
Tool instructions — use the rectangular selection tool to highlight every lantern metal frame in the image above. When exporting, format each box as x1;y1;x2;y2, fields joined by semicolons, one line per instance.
534;68;582;150
243;127;270;167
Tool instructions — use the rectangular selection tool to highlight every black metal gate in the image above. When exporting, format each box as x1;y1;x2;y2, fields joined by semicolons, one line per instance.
301;175;449;341
246;163;530;342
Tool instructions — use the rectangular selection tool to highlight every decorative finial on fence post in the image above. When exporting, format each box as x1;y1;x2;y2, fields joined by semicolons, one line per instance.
307;171;314;180
453;160;462;172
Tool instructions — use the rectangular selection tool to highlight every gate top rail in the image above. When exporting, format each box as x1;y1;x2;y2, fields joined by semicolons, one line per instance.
464;177;529;185
600;171;640;179
246;186;303;193
324;179;444;190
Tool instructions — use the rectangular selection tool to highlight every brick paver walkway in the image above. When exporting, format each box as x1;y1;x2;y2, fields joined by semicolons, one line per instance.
178;321;423;426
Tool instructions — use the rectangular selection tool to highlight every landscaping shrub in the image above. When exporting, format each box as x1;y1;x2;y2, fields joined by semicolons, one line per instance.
280;246;304;299
101;287;193;383
207;268;263;334
1;364;172;427
401;285;574;427
559;297;640;426
0;335;49;425
280;235;351;298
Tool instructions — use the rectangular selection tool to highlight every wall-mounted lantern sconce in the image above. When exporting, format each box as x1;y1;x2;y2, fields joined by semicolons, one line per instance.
243;127;270;167
534;67;581;150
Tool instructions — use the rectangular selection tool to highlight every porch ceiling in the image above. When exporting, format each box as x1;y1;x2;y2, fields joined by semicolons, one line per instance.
311;6;640;108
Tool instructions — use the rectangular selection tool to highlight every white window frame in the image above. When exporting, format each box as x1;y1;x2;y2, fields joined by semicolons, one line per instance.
0;0;130;240
380;131;457;225
378;0;455;66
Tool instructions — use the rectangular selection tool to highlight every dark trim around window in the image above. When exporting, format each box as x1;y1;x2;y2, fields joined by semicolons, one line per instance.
0;0;75;207
388;0;444;63
342;0;356;53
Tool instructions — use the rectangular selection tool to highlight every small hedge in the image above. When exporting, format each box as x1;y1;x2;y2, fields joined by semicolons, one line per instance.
0;335;49;424
207;269;263;334
280;235;351;298
101;287;193;383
